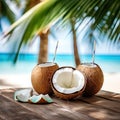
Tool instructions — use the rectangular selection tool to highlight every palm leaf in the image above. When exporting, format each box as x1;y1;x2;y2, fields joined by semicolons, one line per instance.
0;0;16;23
2;0;120;46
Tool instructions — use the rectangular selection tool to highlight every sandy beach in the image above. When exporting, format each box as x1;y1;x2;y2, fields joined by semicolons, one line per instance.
0;73;120;93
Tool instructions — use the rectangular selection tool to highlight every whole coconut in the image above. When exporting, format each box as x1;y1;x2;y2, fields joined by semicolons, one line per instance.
31;62;59;94
77;63;104;97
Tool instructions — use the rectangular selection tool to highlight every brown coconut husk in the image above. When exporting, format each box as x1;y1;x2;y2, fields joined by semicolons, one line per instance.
52;85;86;100
77;63;104;97
31;62;59;94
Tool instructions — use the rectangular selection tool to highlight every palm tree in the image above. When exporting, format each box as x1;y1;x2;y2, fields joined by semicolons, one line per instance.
70;18;81;66
2;0;120;65
19;0;81;65
22;0;49;64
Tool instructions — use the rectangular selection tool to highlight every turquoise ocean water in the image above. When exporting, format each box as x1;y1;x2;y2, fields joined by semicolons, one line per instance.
0;53;120;73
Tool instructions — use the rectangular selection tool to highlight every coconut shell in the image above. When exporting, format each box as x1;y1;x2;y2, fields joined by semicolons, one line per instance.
51;67;87;100
31;62;59;95
77;63;104;97
52;86;86;100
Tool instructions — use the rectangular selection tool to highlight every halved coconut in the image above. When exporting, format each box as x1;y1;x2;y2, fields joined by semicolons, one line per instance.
77;63;104;97
51;67;86;100
31;62;59;94
28;94;53;104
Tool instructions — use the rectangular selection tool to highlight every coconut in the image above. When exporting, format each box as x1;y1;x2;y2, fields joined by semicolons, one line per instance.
51;67;87;100
77;63;104;97
31;62;59;94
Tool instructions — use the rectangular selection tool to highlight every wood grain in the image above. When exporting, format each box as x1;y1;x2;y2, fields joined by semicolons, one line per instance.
96;90;120;102
0;95;45;120
1;89;94;120
0;88;120;120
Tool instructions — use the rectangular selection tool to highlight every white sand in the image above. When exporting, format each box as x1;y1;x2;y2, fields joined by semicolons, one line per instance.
0;73;32;89
0;73;120;93
102;73;120;93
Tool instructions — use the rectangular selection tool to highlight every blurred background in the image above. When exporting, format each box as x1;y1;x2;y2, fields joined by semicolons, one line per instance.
0;0;120;74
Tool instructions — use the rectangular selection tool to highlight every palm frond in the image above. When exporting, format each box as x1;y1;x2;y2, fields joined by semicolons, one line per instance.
0;0;16;23
2;0;120;44
5;0;58;36
90;0;120;41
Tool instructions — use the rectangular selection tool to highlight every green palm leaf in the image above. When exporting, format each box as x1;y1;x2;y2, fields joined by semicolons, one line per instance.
2;0;120;47
0;0;16;23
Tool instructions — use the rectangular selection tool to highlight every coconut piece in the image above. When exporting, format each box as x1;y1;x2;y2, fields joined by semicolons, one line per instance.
28;94;53;104
77;63;104;97
14;88;33;102
51;67;86;100
31;62;59;95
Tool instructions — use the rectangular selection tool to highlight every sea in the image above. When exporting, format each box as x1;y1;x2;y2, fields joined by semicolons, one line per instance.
0;53;120;74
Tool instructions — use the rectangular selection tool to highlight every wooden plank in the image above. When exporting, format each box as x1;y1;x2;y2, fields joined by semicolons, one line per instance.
96;90;120;102
54;96;120;120
79;95;120;113
1;89;94;120
20;101;94;120
0;95;46;120
1;88;120;120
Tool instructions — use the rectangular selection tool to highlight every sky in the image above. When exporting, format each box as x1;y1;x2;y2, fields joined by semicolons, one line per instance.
0;3;120;55
32;34;120;55
0;19;120;55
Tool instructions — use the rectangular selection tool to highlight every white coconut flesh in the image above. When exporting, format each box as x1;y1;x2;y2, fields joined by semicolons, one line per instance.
52;68;85;94
14;88;33;102
29;94;53;103
38;62;56;67
14;88;53;103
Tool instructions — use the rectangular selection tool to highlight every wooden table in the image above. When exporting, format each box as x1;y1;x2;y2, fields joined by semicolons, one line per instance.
0;88;120;120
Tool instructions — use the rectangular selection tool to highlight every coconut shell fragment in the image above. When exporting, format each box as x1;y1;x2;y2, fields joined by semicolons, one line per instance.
28;94;53;104
14;88;53;104
14;88;33;102
77;63;104;97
